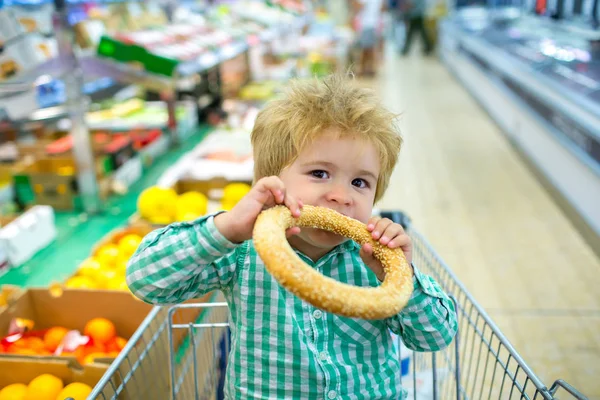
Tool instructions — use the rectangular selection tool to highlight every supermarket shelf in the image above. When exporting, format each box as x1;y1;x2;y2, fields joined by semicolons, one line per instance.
0;126;212;287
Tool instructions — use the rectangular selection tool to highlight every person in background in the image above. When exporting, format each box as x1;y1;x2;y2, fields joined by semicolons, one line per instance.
400;0;433;56
352;0;385;77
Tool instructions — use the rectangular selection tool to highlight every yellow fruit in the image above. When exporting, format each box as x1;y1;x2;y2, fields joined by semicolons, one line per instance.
137;186;178;224
76;258;103;280
95;244;121;267
222;183;251;203
117;234;143;258
64;276;97;290
92;269;117;289
24;374;63;400
44;326;69;353
106;277;128;291
0;383;27;400
84;318;116;345
175;191;208;222
113;259;128;276
55;383;92;400
220;200;237;211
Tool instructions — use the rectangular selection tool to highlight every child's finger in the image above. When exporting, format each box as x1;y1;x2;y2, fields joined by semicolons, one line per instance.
387;233;410;249
286;227;301;238
359;243;375;263
371;218;391;240
366;216;380;231
379;224;404;245
257;176;286;204
360;244;385;280
284;194;303;218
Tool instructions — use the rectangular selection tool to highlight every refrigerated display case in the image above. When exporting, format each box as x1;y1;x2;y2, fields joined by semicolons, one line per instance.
439;9;600;245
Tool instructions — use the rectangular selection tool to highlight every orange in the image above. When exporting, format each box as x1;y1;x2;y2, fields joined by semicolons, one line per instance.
24;374;63;400
43;327;69;353
13;348;37;356
20;337;46;354
82;351;107;365
84;318;116;345
55;383;92;400
106;336;127;353
0;383;27;400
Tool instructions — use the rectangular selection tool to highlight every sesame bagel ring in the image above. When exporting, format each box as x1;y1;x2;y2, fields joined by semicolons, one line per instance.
253;205;414;320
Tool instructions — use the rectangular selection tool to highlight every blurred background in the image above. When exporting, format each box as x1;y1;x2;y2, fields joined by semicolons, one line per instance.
0;0;598;399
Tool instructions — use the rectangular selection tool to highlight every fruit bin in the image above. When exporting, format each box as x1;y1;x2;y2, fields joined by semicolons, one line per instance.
131;178;252;228
0;356;109;400
0;288;153;366
62;222;155;292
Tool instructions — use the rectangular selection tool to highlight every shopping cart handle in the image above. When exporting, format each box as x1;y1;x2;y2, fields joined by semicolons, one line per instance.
379;210;411;230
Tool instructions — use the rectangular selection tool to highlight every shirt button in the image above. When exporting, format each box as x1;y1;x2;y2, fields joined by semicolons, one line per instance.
313;310;322;319
319;351;328;361
328;390;337;399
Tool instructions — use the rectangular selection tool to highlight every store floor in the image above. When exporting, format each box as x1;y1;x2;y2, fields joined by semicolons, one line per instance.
371;45;600;396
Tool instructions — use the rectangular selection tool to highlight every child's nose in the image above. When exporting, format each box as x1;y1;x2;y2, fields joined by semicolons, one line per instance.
326;184;352;206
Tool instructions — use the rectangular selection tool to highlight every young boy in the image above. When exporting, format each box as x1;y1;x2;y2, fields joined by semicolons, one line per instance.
126;75;458;399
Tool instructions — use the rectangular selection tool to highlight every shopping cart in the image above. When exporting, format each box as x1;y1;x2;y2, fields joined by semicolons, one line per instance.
89;211;589;400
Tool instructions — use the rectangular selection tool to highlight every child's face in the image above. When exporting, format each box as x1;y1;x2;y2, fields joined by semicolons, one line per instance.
279;129;380;259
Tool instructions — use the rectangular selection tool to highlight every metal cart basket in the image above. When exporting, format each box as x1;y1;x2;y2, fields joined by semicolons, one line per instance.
89;211;588;400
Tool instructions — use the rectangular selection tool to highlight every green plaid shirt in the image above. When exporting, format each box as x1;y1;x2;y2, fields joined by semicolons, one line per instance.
127;214;458;399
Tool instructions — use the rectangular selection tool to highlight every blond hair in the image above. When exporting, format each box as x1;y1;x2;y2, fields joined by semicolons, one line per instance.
251;74;402;202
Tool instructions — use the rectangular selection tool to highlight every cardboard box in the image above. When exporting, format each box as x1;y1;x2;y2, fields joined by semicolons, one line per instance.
0;288;153;348
0;356;108;392
0;285;24;312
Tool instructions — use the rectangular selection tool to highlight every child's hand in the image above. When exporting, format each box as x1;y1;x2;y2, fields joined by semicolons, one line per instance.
360;217;413;281
214;176;303;243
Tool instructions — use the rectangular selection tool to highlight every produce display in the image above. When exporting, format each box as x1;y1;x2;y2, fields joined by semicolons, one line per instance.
0;375;92;400
0;316;128;364
0;0;314;397
137;186;208;225
64;225;150;291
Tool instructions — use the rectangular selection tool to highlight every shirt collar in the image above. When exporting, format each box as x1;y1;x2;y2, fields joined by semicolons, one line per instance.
293;239;361;265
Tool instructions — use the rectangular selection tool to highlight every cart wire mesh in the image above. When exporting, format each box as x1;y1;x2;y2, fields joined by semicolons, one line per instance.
89;211;589;400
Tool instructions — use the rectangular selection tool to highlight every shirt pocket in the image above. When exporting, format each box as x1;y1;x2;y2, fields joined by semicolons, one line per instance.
331;315;386;344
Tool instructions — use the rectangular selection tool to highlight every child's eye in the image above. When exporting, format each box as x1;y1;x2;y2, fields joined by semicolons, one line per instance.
352;178;369;188
311;170;329;179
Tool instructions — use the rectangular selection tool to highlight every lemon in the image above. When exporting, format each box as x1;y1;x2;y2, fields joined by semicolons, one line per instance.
175;191;208;222
64;276;97;290
55;383;92;400
220;199;237;211
95;269;118;289
76;258;103;281
222;183;251;206
117;234;143;258
0;383;27;400
137;186;179;225
95;244;121;267
24;374;63;400
106;277;129;291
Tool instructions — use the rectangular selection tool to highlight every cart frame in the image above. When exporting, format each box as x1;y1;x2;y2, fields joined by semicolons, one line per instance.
89;211;589;400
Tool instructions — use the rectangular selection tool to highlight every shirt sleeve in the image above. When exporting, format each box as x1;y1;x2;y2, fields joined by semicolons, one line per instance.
125;213;241;305
385;264;458;352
